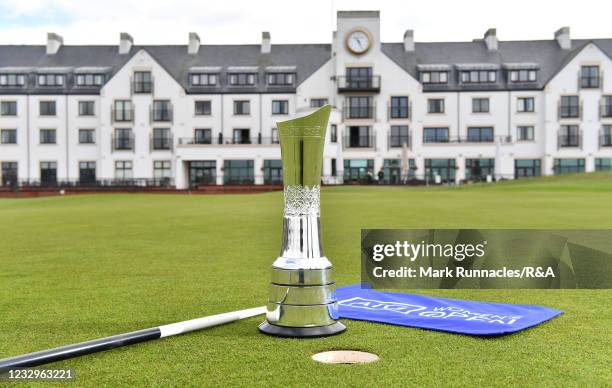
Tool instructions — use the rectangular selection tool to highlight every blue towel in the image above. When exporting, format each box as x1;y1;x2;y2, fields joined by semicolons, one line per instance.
336;285;563;336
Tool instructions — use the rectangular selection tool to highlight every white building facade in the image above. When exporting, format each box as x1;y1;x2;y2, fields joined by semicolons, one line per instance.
1;11;612;190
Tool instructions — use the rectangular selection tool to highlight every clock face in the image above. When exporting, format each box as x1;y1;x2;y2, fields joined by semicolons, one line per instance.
346;29;372;54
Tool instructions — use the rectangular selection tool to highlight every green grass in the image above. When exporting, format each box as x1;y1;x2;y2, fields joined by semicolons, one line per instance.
0;172;611;387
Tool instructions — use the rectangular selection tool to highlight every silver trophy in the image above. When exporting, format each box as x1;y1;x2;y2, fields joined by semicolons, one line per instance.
259;105;346;337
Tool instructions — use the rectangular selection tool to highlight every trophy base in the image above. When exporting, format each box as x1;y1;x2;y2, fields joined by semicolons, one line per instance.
258;321;346;338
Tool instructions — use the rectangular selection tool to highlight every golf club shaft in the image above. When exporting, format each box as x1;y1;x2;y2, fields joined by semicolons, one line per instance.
0;306;266;373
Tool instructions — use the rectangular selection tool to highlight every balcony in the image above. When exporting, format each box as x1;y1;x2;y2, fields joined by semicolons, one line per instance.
111;108;134;123
422;136;512;144
599;132;612;148
337;76;380;92
150;133;174;151
178;135;278;146
343;106;376;120
111;135;135;152
557;132;582;149
343;135;375;149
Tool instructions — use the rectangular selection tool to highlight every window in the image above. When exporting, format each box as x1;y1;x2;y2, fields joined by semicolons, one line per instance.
194;100;211;116
189;73;217;86
40;161;57;186
271;127;279;144
560;96;579;118
331;159;337;177
75;74;104;86
233;100;250;115
390;96;409;119
423;127;449;143
420;71;448;84
194;128;212;144
427;99;445;114
382;159;416;183
389;125;410;147
133;71;152;93
425;159;456;182
559;125;580;147
152;100;172;122
272;100;288;115
115;161;133;180
472;98;489;113
517;126;534;141
1;162;18;187
37;74;64;87
1;101;17;116
601;96;612;118
580;65;600;89
39;101;56;116
465;159;494;181
223;160;254;184
517;97;534;113
460;70;496;83
595;158;612;171
0;73;26;87
346;126;372;147
467;127;494;142
263;160;283;184
188;160;216;187
1;129;17;144
228;73;256;86
267;73;294;86
154;161;172;179
152;128;171;150
346;67;373;89
343;159;374;183
114;100;133;122
79;161;96;184
233;128;251;144
78;101;95;116
553;159;585;175
515;159;541;178
346;96;373;118
509;69;537;83
601;125;612;147
310;98;328;108
40;129;56;144
78;129;95;144
114;128;133;150
330;124;337;143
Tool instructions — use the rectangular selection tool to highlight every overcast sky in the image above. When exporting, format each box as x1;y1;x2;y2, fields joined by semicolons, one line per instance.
0;0;611;45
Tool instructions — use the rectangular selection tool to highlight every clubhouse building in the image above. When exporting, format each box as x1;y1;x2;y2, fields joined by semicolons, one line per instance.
1;10;612;189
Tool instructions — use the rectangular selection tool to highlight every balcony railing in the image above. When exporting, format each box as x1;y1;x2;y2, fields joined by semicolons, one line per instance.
178;135;279;146
342;135;375;149
111;108;134;123
600;102;612;118
111;135;135;152
388;134;411;148
599;132;612;148
557;131;582;149
578;71;602;89
343;106;376;120
422;136;513;144
150;134;174;151
150;105;173;123
337;76;381;92
387;104;411;120
131;77;154;94
19;178;174;188
558;102;582;119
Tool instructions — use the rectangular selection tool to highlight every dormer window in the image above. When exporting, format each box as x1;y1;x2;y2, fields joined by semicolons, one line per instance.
509;69;537;83
37;74;64;87
460;70;496;84
190;73;218;87
267;73;294;86
420;71;448;84
76;74;104;86
0;74;26;87
228;73;256;86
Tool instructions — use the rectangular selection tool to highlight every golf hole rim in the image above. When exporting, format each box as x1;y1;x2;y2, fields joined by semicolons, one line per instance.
311;350;380;365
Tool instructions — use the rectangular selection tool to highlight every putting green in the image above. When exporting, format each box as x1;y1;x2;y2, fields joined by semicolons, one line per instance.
0;173;611;386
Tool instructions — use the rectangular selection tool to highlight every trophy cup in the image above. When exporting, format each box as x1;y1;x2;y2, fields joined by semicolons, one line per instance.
259;105;346;337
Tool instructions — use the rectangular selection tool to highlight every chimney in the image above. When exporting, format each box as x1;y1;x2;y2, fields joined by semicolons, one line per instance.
46;33;63;55
403;30;414;52
484;28;498;51
261;31;271;54
188;32;200;55
555;27;571;50
119;32;133;54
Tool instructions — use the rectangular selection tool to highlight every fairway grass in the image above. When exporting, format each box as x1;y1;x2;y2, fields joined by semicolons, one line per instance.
0;173;611;386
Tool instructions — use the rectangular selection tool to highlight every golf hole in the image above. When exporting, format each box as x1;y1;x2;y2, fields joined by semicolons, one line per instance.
311;350;380;364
